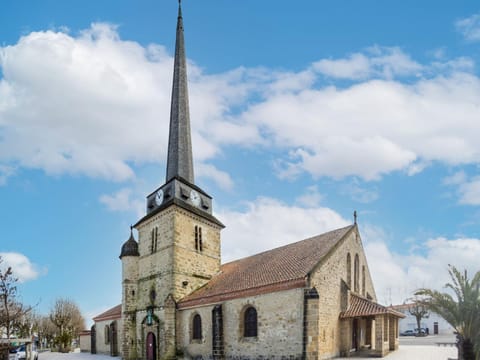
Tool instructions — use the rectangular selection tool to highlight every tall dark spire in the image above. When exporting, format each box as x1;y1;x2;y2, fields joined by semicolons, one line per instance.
166;0;194;184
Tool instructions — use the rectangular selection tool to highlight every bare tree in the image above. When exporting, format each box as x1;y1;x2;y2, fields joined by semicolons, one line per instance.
15;310;39;338
407;295;429;334
49;298;85;352
0;256;32;338
37;315;57;349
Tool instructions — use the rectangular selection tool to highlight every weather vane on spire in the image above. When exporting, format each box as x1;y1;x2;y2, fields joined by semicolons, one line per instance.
354;210;357;224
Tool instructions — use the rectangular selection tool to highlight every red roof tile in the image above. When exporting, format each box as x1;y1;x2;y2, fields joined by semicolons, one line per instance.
179;225;354;308
340;294;405;319
93;304;122;322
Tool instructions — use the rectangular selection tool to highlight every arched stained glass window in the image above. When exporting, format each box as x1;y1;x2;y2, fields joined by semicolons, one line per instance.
244;306;257;337
192;314;202;340
346;253;352;288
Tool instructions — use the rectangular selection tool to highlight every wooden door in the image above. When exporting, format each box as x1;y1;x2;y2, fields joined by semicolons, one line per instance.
352;319;359;351
146;332;156;360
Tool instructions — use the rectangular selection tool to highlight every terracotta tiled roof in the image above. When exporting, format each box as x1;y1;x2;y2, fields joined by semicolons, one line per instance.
340;294;405;319
178;225;354;309
93;304;122;322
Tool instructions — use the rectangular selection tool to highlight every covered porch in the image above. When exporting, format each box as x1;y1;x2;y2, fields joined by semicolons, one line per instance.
339;293;405;357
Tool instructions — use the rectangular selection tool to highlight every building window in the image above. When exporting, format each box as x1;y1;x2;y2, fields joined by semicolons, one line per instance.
346;253;352;288
192;314;202;340
362;265;366;296
195;226;203;252
244;306;258;337
354;254;360;293
104;325;110;344
151;227;158;253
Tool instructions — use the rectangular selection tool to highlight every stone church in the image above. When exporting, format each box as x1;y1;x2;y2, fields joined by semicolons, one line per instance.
87;3;404;359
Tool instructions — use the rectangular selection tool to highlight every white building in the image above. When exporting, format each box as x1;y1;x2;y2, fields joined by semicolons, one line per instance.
391;303;454;335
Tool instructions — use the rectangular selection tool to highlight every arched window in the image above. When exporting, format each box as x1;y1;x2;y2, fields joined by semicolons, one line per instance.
244;306;258;337
104;325;110;344
362;265;366;296
195;226;203;251
192;314;202;340
354;254;360;293
346;253;352;288
150;227;158;253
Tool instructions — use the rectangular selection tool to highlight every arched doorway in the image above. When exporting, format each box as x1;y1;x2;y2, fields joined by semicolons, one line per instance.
146;332;156;360
110;321;118;356
352;319;359;351
90;325;96;354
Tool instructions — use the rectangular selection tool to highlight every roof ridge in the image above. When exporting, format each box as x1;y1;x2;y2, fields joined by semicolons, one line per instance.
222;224;354;266
178;225;355;306
92;304;122;321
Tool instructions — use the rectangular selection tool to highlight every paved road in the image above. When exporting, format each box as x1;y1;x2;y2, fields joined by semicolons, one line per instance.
399;333;456;346
336;335;458;360
39;342;458;360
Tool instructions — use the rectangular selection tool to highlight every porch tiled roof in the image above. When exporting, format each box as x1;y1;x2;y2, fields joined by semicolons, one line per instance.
178;225;354;308
340;294;405;319
93;304;122;322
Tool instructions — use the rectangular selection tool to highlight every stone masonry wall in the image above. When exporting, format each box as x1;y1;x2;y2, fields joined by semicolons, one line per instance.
172;206;222;302
136;209;176;309
125;205;222;360
121;255;138;360
309;227;377;359
177;288;305;359
135;206;221;309
304;290;320;359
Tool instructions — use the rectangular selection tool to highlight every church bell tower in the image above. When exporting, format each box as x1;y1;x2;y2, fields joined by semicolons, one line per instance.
120;3;224;359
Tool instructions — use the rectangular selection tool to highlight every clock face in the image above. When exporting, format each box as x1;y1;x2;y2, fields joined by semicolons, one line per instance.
190;190;201;207
155;189;164;206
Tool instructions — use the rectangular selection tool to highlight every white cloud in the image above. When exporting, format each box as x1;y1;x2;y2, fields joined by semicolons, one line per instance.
0;24;246;183
0;165;15;185
456;13;480;42
217;198;480;307
295;185;324;208
218;197;350;262
362;229;480;305
0;252;43;283
442;171;480;206
99;188;144;216
443;171;467;185
196;163;234;191
239;71;480;181
406;161;430;176
458;177;480;205
2;25;480;186
312;46;422;80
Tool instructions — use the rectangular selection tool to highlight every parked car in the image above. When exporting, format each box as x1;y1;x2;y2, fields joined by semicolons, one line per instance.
414;328;428;336
10;345;38;360
9;346;19;360
400;329;416;336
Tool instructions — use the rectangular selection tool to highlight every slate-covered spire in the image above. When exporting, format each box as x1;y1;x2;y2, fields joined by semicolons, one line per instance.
166;0;194;184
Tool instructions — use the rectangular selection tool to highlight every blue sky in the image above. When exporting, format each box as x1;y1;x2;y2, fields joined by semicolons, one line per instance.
1;1;480;324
